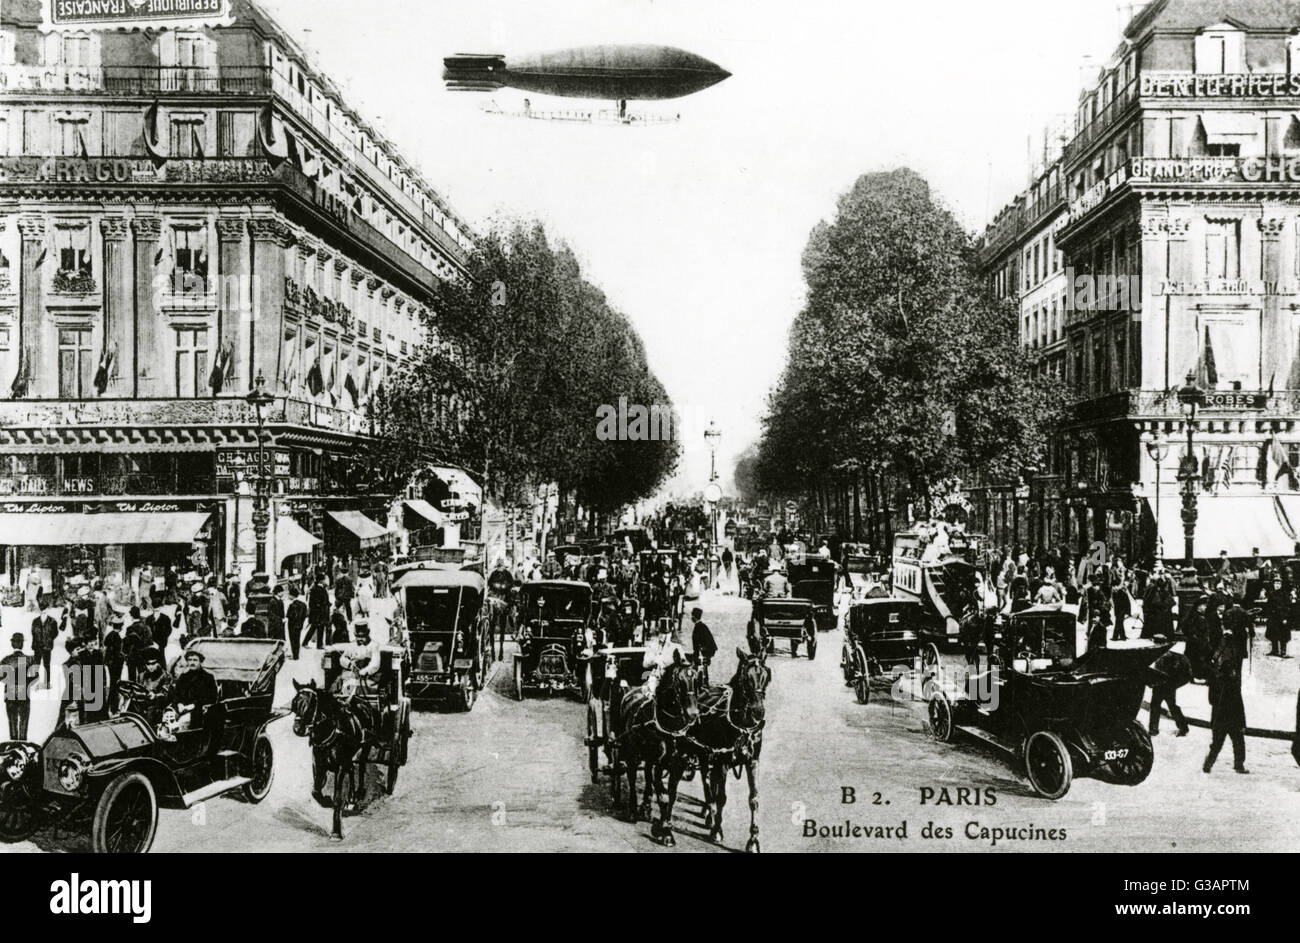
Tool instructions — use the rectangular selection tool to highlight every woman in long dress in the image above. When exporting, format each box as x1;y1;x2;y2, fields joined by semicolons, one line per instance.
355;567;376;618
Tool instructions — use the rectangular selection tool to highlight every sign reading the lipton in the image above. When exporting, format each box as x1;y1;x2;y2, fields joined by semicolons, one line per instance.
42;0;234;31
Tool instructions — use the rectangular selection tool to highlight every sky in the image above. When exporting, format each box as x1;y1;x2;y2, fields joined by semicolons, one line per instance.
258;0;1134;497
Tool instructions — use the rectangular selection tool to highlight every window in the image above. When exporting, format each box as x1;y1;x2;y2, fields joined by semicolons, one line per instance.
0;29;16;66
217;112;257;157
1205;220;1241;279
58;327;94;399
105;111;146;156
1206;141;1241;158
1195;27;1245;74
54;223;91;276
169;118;204;158
61;35;92;69
23;111;49;153
174;327;209;399
170;225;209;292
54;117;87;157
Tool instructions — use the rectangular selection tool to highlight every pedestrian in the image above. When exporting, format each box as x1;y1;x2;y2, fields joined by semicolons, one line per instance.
268;583;287;645
1264;576;1292;658
1111;576;1133;641
355;567;375;618
690;607;717;685
1182;595;1213;681
102;617;125;706
1;633;34;740
334;569;354;621
61;635;110;727
30;600;60;690
1147;643;1192;737
1203;618;1250;775
151;605;173;655
1142;563;1175;640
23;567;41;613
224;572;242;625
286;584;307;660
304;574;331;650
241;601;267;639
205;580;227;637
329;599;351;646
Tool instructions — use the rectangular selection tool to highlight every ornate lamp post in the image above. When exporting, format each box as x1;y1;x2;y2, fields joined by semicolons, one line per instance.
1176;372;1207;578
1140;429;1169;566
245;371;275;608
704;421;722;586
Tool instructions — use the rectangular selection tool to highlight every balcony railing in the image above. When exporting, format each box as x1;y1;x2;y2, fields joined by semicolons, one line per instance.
0;65;272;96
0;396;374;436
1064;78;1139;164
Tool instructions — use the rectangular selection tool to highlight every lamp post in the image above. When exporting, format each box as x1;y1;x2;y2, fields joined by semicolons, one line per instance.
245;371;275;608
1141;429;1170;567
704;421;722;587
1176;371;1207;579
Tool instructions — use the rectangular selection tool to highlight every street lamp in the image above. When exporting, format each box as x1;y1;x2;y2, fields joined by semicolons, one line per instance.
245;371;275;607
1176;372;1207;574
704;420;722;587
704;420;721;483
1140;429;1169;566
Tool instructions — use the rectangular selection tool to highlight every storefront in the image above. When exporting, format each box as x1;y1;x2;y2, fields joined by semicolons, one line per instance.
324;509;391;561
275;512;323;591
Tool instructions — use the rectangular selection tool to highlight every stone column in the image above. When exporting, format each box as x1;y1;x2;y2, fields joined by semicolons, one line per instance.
132;216;163;399
248;218;293;391
216;217;249;393
100;217;132;396
1139;214;1167;391
16;216;44;398
1259;216;1289;390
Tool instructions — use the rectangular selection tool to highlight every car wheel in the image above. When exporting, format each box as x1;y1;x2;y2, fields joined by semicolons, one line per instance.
241;735;275;803
514;659;524;701
586;698;601;784
92;772;158;854
0;782;41;844
461;674;477;712
1105;721;1155;786
853;648;870;705
807;633;818;661
841;645;854;685
927;693;954;743
1024;730;1074;800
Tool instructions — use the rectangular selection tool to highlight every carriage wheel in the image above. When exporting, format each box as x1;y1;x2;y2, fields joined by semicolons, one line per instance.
1024;730;1074;800
514;659;524;701
921;643;941;678
460;673;477;712
927;693;954;743
241;735;275;803
853;648;870;705
841;644;854;685
586;698;601;784
807;632;818;661
1105;721;1155;787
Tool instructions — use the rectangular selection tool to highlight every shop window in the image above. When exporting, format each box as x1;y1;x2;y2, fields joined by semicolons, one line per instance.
174;326;209;399
170;224;209;292
1205;219;1241;279
58;327;94;399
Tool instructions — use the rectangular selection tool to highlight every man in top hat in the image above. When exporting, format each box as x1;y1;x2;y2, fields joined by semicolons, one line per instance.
286;584;307;660
267;583;286;646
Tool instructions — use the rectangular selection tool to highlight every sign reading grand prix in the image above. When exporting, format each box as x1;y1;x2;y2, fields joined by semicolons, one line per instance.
1130;155;1300;184
42;0;234;31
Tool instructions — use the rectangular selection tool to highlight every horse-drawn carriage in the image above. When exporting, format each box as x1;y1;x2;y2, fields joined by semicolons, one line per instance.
0;638;286;853
637;550;685;632
787;556;839;631
514;580;595;700
749;596;817;660
395;569;490;711
584;644;650;790
842;543;883;596
925;606;1166;799
841;598;937;704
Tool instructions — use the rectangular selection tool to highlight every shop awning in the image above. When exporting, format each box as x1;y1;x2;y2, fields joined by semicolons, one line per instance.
425;465;482;508
0;512;211;547
1200;112;1261;145
276;519;321;567
1153;494;1300;560
325;510;389;547
402;499;446;530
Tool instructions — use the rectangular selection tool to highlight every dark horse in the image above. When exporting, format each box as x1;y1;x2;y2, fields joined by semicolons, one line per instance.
614;653;700;846
686;647;771;853
290;680;378;841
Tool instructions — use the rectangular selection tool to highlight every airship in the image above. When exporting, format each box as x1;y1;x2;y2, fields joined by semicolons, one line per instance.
443;44;730;123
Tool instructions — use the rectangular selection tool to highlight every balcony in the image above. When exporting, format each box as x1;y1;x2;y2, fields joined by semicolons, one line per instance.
0;396;373;437
1064;78;1139;165
0;65;272;96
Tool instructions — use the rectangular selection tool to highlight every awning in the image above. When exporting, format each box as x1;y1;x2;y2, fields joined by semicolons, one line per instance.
425;465;482;508
325;510;389;547
276;518;321;567
0;512;211;547
1200;112;1261;145
402;499;446;530
1152;494;1300;560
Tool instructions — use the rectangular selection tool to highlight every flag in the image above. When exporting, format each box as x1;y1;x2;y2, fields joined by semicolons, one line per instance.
1198;326;1219;389
1218;446;1234;492
1271;437;1299;491
208;341;234;394
344;369;360;405
93;342;117;396
306;358;324;397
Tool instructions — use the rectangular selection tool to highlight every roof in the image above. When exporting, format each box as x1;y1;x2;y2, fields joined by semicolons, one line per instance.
520;580;593;594
393;569;485;591
1126;0;1300;37
851;597;924;608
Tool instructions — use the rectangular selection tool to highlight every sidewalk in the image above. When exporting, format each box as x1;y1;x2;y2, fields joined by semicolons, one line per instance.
1153;636;1298;740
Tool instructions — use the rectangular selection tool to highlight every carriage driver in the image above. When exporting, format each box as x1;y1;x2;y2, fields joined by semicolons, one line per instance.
642;621;686;695
332;621;382;701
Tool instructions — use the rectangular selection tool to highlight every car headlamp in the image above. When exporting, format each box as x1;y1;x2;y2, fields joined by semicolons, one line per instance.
58;752;90;793
2;745;36;782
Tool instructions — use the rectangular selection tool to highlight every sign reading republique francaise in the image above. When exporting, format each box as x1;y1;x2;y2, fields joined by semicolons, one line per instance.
42;0;234;31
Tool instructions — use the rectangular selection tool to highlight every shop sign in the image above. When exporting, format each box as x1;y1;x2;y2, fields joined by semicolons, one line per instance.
41;0;234;31
1140;71;1300;98
1154;279;1300;296
1131;156;1300;184
0;499;210;514
1203;392;1271;411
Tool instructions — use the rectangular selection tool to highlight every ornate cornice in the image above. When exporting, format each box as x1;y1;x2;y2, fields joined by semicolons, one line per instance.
215;217;247;242
296;241;318;260
333;258;349;276
349;270;367;287
317;248;334;265
393;297;407;313
380;287;396;302
366;277;383;294
248;218;294;247
131;216;162;241
1140;217;1167;238
17;216;45;241
99;217;130;241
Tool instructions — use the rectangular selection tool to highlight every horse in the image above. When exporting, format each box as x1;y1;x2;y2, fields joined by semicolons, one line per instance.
685;647;771;853
290;680;379;841
613;653;701;846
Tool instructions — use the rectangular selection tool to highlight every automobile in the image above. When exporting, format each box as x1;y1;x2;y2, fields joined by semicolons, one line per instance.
515;580;596;700
925;606;1167;800
0;638;286;854
787;557;839;631
395;568;489;711
842;598;938;704
749;596;817;660
584;644;650;793
320;643;412;794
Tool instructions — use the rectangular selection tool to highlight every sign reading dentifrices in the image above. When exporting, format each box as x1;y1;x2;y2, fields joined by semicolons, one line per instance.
41;0;234;31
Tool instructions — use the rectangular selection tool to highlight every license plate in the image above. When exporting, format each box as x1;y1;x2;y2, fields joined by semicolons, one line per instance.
1103;748;1129;761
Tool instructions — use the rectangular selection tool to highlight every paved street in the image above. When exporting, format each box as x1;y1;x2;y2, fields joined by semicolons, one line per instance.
8;591;1295;854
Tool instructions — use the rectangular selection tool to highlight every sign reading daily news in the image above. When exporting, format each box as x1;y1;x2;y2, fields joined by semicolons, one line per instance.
41;0;234;32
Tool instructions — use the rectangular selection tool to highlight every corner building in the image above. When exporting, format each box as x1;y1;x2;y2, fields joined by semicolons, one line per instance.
0;0;478;596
